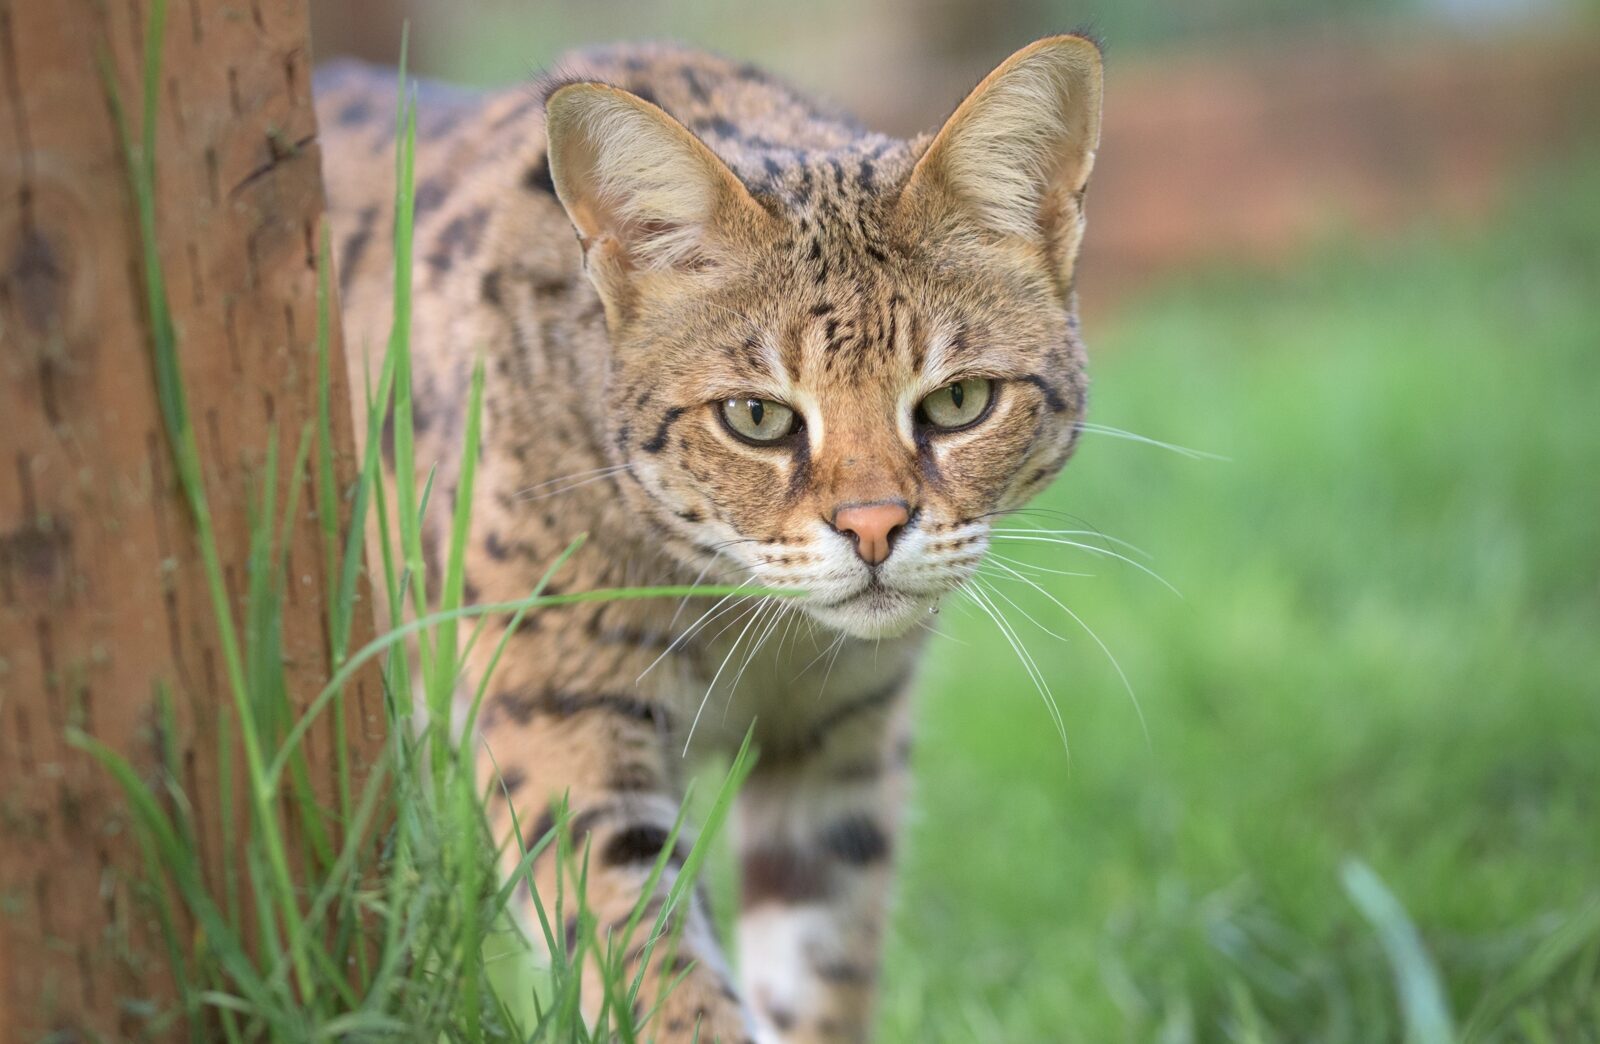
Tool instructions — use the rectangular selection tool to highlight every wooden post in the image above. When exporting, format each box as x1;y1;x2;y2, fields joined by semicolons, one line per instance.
0;1;383;1038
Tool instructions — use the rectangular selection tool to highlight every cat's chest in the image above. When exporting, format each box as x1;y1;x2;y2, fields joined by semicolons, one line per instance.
674;611;923;755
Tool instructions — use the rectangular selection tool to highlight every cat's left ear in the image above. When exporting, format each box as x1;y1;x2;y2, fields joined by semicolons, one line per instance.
900;35;1103;296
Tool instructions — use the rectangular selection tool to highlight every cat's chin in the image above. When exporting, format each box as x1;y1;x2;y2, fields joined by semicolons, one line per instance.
805;586;934;640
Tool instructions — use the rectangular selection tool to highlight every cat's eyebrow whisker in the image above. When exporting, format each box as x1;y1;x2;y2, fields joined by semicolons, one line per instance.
1075;421;1230;462
961;583;1069;757
988;533;1181;597
985;558;1149;747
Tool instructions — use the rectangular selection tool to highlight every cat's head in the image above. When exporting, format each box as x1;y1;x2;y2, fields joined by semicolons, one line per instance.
545;37;1101;639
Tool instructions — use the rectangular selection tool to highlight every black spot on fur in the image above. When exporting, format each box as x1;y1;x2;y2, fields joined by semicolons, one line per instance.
522;156;557;196
601;823;684;868
696;115;739;138
426;206;490;273
484;531;510;560
528;809;557;848
479;268;503;306
498;766;526;796
414;176;449;218
742;847;830;905
339;205;379;292
335;96;373;126
609;761;661;792
681;66;711;104
820;814;889;865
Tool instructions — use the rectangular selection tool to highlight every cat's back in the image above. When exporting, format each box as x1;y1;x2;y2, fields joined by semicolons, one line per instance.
315;43;874;315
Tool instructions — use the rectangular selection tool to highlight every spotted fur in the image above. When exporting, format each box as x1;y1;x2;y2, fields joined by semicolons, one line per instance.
318;36;1102;1043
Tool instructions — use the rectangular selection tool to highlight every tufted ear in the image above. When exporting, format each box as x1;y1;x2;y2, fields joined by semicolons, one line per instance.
901;35;1103;295
544;82;765;318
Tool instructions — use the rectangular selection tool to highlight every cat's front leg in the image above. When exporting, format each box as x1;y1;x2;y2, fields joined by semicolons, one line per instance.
735;680;913;1043
479;689;757;1043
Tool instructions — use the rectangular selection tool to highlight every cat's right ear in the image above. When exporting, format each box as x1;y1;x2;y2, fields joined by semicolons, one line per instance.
544;82;766;321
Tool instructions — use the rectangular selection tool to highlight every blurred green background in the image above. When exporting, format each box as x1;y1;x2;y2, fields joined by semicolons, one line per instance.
315;2;1600;1039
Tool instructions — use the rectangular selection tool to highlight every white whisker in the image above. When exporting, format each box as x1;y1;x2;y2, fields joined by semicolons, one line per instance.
1076;421;1229;462
986;558;1149;746
684;597;771;756
988;533;1181;597
637;578;756;682
962;583;1069;756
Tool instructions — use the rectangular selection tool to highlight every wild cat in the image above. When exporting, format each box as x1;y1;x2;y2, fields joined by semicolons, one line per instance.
318;33;1102;1043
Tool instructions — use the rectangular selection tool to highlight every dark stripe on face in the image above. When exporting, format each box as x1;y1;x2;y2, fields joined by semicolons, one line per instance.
642;406;686;453
1017;373;1068;413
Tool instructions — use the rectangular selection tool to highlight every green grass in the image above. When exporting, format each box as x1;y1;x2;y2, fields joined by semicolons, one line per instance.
880;158;1600;1041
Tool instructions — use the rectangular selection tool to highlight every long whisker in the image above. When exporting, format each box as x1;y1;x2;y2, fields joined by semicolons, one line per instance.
988;533;1181;597
723;601;792;723
1076;421;1229;462
988;551;1094;580
517;467;633;502
511;463;631;498
815;626;851;698
684;597;771;756
637;578;756;682
989;523;1153;560
985;558;1149;746
962;583;1069;756
973;572;1071;641
794;629;846;682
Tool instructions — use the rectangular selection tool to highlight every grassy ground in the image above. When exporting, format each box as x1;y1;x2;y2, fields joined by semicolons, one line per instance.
878;157;1600;1041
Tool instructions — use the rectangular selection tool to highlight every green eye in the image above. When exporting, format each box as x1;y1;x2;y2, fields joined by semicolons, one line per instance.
920;378;994;430
720;397;799;444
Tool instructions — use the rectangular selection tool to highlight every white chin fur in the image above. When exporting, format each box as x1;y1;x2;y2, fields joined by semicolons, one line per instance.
803;587;935;639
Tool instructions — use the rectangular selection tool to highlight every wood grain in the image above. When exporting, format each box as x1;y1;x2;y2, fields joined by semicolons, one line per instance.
0;1;383;1037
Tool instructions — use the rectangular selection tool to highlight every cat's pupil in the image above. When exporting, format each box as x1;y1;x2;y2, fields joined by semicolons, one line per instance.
951;383;965;409
750;400;764;426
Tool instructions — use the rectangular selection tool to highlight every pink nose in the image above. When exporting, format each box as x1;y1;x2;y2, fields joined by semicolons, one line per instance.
832;501;911;566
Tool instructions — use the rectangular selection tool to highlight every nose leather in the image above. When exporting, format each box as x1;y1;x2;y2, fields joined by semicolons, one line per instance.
832;501;911;566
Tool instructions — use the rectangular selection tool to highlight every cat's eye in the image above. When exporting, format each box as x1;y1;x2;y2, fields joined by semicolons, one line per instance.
919;378;994;431
719;397;799;444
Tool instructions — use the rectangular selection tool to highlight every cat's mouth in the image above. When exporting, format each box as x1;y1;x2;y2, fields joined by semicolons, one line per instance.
807;578;933;639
